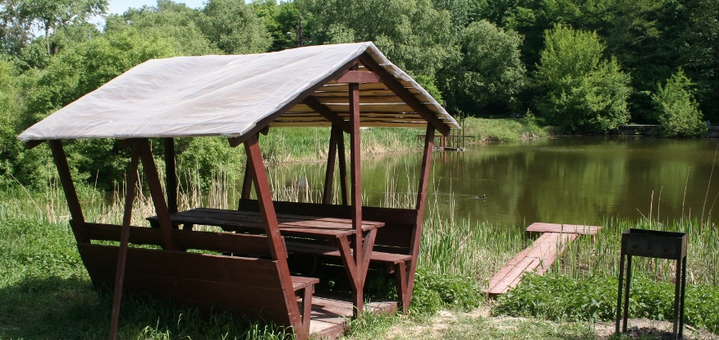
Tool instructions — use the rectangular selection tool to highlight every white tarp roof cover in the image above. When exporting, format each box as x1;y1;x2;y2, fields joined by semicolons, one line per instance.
18;42;459;142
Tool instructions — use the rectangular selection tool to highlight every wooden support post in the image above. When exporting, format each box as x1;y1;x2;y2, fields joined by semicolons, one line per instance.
323;125;340;205
349;77;364;315
109;143;140;340
406;125;435;306
241;157;254;201
244;134;287;261
243;135;304;332
337;127;348;206
164;138;177;213
137;139;178;251
48;140;87;243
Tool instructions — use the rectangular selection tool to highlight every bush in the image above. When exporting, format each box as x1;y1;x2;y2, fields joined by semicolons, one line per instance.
534;24;632;134
492;273;719;333
410;268;483;315
653;68;707;137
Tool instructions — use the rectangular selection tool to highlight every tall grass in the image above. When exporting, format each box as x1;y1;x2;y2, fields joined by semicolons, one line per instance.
460;116;550;143
3;151;718;337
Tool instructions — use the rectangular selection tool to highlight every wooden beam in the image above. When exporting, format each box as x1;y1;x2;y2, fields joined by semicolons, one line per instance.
137;139;178;251
302;96;351;133
227;57;362;147
336;70;381;83
24;140;43;149
241;157;254;201
109;143;140;340
323;125;340;204
243;134;286;261
243;134;305;331
337;127;348;206
359;53;451;136
407;125;435;306
49;140;87;243
349;78;364;315
163;138;177;213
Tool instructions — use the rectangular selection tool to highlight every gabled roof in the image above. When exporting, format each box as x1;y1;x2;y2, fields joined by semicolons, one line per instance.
18;42;459;143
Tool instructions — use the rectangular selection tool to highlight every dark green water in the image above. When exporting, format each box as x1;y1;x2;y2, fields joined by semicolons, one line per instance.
273;137;719;227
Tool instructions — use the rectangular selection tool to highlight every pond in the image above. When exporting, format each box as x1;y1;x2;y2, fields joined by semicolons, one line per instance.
271;137;719;227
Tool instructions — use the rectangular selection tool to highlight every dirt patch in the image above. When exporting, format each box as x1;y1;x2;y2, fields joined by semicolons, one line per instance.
384;307;718;340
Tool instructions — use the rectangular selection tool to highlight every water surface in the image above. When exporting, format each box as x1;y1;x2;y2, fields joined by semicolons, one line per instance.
272;137;719;226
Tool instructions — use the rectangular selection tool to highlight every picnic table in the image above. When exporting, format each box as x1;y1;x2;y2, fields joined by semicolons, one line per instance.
148;207;385;310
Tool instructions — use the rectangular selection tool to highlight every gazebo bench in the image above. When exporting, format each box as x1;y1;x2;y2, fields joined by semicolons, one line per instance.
285;241;413;310
79;221;318;338
238;199;419;312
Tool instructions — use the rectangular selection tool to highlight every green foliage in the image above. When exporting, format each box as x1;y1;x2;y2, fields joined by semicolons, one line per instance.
652;68;707;137
18;28;177;188
411;268;483;315
534;24;632;133
297;0;459;77
176;136;245;191
681;0;719;121
197;0;272;55
251;0;301;51
413;74;443;103
19;0;108;54
492;273;719;333
438;20;526;114
105;2;220;56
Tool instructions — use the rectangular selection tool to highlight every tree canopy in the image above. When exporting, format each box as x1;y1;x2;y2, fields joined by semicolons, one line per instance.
534;24;631;133
0;0;717;188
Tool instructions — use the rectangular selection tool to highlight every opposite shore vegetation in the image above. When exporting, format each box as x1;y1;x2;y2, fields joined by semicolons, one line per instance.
1;118;718;339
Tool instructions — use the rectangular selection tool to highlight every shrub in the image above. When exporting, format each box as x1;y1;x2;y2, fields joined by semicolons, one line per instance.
410;268;483;315
492;273;719;333
534;24;632;134
653;68;707;137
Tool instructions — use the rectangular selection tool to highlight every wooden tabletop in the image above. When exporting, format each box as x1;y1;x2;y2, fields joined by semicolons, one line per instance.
149;208;384;238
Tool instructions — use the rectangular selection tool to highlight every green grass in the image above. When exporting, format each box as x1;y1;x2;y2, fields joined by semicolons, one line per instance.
492;273;719;333
2;117;718;338
458;115;550;143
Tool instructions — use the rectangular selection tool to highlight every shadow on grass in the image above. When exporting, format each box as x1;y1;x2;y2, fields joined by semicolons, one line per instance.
0;275;291;339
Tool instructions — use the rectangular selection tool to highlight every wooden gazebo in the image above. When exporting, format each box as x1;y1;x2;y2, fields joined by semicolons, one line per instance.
18;42;459;340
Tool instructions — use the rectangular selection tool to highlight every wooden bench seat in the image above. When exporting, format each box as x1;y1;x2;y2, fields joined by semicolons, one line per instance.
285;240;412;311
236;199;419;312
78;221;318;339
286;241;412;270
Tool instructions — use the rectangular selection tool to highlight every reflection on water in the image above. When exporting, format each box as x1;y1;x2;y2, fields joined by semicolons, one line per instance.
270;137;719;226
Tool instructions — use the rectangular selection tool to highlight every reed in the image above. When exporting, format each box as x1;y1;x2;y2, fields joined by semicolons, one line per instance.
2;162;718;338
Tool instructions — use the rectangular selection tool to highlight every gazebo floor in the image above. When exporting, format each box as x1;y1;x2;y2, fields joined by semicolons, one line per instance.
309;294;398;339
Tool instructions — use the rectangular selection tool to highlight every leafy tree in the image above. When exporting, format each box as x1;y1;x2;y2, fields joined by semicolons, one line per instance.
438;20;526;115
0;58;20;183
680;0;719;121
19;0;108;54
534;24;632;133
0;0;32;54
197;0;272;54
653;68;707;137
297;0;458;77
251;0;301;51
601;0;688;123
19;28;178;188
105;0;219;56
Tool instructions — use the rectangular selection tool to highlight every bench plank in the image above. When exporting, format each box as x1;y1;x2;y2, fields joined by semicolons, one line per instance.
285;241;412;264
86;222;273;257
149;208;384;237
